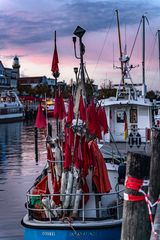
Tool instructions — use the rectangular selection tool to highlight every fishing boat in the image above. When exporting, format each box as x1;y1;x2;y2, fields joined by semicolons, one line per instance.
21;137;123;240
101;12;153;150
0;90;24;123
21;28;124;240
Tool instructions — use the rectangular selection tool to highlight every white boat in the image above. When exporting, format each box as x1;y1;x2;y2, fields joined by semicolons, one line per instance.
101;84;153;144
0;90;24;123
101;13;153;148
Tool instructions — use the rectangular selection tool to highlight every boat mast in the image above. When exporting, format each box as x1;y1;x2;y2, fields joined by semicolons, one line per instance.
158;30;160;80
142;15;146;97
115;9;124;86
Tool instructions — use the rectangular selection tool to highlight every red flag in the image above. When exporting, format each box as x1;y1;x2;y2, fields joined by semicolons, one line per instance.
64;141;72;170
51;31;59;76
35;104;46;129
87;100;101;139
67;95;74;125
59;93;66;119
54;91;66;120
97;106;108;134
32;175;48;195
47;145;61;205
81;138;92;177
79;95;86;121
89;140;111;193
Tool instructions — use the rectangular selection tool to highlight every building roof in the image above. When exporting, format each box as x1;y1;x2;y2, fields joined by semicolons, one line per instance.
18;76;46;84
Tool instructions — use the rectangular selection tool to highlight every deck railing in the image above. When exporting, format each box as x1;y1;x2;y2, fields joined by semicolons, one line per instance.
26;189;124;223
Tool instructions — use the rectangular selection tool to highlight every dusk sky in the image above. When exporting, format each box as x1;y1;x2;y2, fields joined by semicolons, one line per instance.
1;0;160;90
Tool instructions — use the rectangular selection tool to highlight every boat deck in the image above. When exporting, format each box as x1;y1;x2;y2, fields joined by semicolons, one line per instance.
22;215;122;228
100;141;151;161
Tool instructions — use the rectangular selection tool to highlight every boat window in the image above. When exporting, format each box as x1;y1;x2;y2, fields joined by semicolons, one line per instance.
116;110;124;123
130;108;137;123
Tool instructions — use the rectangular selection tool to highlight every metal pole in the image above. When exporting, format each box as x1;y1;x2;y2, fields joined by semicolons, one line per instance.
34;127;38;163
79;37;86;100
158;30;160;81
142;15;146;97
115;9;124;85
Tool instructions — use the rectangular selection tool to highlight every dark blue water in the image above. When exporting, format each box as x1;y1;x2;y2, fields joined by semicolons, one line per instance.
0;121;48;239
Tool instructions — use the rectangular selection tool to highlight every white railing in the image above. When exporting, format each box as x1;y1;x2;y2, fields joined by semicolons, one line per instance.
26;190;124;223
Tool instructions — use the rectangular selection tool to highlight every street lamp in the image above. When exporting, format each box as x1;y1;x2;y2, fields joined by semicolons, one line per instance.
73;26;86;99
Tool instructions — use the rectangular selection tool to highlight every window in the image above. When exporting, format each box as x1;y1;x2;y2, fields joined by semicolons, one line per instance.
116;110;124;123
130;108;137;123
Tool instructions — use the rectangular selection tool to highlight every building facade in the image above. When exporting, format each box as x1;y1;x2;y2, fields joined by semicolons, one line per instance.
0;56;20;90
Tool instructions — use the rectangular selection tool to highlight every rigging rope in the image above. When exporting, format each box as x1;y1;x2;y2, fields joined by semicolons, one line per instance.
91;11;115;80
129;19;142;60
146;33;157;72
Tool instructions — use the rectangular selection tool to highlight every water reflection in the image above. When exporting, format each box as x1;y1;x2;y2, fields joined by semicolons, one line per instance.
0;121;47;239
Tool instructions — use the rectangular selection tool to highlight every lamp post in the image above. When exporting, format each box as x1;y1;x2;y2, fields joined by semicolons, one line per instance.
73;26;86;99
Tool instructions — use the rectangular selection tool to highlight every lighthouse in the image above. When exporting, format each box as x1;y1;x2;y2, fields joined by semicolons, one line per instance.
12;55;20;79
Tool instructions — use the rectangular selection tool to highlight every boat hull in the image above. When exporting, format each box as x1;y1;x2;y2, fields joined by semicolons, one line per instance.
22;217;121;240
21;222;121;240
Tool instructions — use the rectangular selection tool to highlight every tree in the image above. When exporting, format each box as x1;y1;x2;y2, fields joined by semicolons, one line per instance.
146;90;156;101
99;80;116;99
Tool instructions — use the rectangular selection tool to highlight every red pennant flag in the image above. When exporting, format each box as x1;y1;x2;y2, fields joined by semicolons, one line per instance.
59;93;66;119
67;95;74;125
97;106;108;134
64;142;72;170
35;104;46;129
51;31;59;76
87;100;101;139
89;140;111;193
81;138;92;177
79;95;86;121
54;91;66;120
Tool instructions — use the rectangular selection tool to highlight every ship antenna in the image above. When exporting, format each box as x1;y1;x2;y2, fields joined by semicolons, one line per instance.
158;30;160;82
113;43;116;69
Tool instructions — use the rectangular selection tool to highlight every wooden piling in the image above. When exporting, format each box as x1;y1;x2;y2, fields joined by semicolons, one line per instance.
121;152;151;240
34;127;38;163
149;128;160;217
48;122;52;137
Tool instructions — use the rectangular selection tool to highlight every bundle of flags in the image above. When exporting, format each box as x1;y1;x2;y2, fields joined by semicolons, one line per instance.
54;90;66;120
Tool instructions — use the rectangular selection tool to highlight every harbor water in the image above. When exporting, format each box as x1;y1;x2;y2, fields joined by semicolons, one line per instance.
0;121;50;240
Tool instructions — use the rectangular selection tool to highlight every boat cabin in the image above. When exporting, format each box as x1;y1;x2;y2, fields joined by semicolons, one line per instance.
101;84;153;144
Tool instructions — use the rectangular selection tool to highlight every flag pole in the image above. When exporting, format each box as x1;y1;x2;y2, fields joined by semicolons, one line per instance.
51;30;60;137
45;93;49;136
54;31;58;137
54;31;57;87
